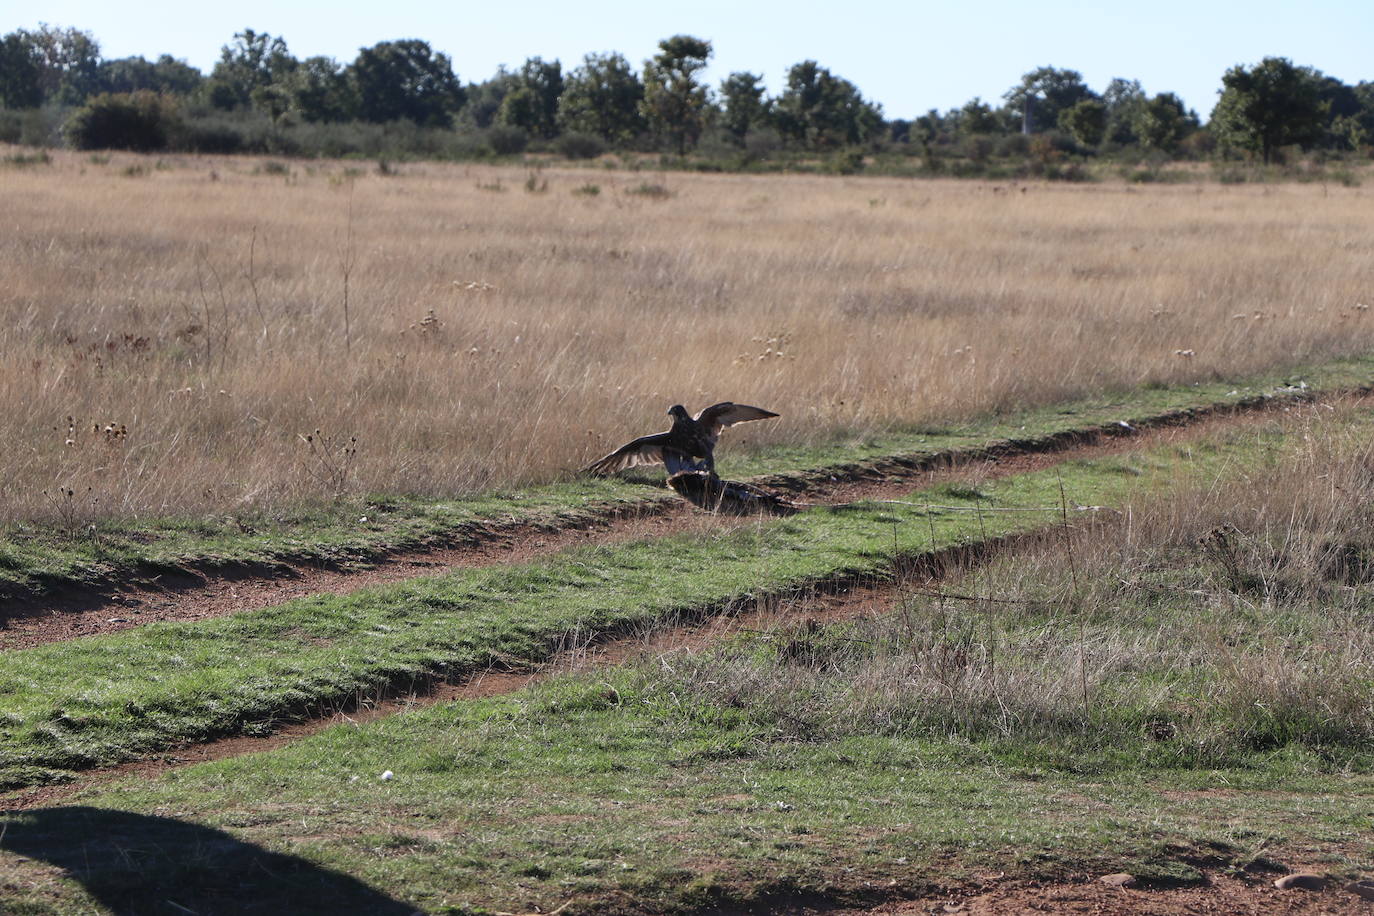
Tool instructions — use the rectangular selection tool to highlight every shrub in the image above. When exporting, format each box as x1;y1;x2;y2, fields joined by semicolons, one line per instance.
744;128;782;158
556;131;606;160
0;107;63;146
65;92;179;152
486;125;528;156
0;110;22;144
2;149;51;167
825;148;866;175
172;116;248;154
626;181;671;199
996;133;1030;157
963;135;994;163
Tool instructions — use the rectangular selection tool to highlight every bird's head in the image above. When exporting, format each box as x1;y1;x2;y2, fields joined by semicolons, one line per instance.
667;404;689;419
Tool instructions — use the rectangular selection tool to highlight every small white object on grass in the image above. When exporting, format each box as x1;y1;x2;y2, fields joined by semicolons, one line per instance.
380;770;394;781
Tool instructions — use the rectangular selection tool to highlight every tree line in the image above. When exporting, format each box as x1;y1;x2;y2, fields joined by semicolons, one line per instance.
1;23;1370;168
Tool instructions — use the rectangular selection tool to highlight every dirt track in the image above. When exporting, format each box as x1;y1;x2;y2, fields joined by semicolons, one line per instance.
0;400;1318;812
0;399;1303;653
839;870;1374;915
5;397;1370;916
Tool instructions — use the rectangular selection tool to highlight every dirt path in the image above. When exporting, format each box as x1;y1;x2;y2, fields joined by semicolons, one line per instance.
0;398;1338;811
5;399;1369;916
0;573;923;811
0;400;1307;653
835;870;1374;915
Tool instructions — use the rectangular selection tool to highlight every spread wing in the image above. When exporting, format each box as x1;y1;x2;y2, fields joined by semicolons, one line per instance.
584;431;701;476
693;402;780;439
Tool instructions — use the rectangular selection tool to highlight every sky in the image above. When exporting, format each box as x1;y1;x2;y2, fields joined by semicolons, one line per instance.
9;0;1372;120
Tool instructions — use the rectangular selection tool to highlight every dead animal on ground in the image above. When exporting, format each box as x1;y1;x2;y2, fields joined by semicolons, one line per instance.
666;470;800;516
583;402;779;476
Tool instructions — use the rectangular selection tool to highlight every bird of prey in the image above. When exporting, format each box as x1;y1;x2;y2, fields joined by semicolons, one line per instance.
584;402;779;476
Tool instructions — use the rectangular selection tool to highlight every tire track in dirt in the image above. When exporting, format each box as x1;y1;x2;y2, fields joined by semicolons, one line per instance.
0;540;1013;811
3;398;1342;810
829;870;1374;916
0;392;1324;652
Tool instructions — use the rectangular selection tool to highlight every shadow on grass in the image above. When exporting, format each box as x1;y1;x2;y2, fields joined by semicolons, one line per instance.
1;806;417;914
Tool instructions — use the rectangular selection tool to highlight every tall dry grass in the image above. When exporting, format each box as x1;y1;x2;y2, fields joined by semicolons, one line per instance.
2;147;1373;522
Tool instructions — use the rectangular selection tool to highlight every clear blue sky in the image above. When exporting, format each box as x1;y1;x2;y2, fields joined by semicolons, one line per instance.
12;0;1372;119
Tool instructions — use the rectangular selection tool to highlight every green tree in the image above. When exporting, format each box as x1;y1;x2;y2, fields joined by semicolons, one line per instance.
288;56;355;122
557;52;644;143
1004;66;1096;133
496;85;539;134
496;57;563;138
956;97;1004;135
350;40;465;127
0;31;42;108
206;29;296;111
1058;98;1107;146
640;35;712;154
1210;57;1323;163
719;71;767;144
913;109;946;146
1311;73;1362;149
1133;92;1194;153
20;24;101;105
1331;80;1374;150
1101;77;1145;144
773;60;882;149
465;67;517;128
98;55;202;96
1354;82;1374;140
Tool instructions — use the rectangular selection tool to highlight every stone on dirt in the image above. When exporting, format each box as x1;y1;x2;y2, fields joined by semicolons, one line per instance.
1099;873;1137;887
1347;879;1374;900
1273;873;1326;891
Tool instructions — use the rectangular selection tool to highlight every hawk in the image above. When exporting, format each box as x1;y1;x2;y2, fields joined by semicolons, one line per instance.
584;402;779;476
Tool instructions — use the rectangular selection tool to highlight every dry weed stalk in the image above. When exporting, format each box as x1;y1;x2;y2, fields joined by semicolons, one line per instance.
299;429;358;498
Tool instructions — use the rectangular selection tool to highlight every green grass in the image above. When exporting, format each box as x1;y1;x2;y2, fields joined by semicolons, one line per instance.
3;413;1373;914
1;666;1370;914
0;421;1298;789
0;479;674;600
2;354;1366;600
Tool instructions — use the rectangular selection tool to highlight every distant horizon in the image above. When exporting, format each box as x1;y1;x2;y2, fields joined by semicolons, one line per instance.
12;0;1372;121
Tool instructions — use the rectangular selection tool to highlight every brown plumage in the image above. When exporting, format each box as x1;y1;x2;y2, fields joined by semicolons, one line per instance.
583;402;779;476
666;470;800;516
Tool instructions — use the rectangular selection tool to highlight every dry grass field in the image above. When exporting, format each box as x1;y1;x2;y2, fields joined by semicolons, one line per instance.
2;146;1372;523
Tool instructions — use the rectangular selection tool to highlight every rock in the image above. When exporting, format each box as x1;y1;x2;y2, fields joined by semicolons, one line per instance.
1347;880;1374;901
1274;873;1326;891
1100;873;1136;888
